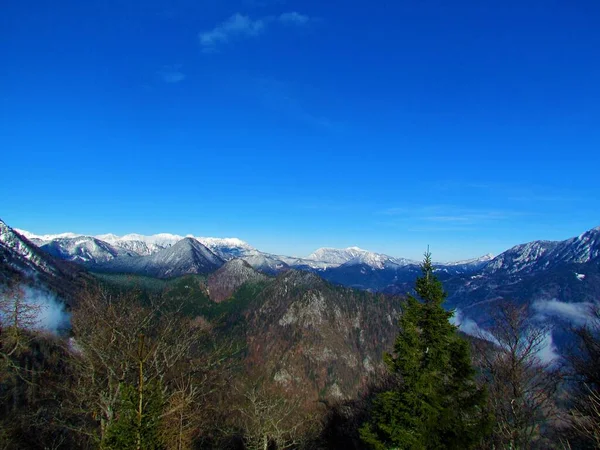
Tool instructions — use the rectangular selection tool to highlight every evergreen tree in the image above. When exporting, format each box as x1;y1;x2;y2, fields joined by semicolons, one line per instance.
102;381;165;450
102;334;165;450
360;251;490;449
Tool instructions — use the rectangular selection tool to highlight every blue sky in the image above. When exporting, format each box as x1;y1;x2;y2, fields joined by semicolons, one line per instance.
1;0;599;260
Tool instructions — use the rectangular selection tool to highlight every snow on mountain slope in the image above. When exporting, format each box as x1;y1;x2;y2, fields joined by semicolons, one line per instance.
308;246;418;269
117;233;184;247
485;227;600;275
307;247;369;266
20;227;254;257
15;229;81;246
441;253;495;266
239;251;290;274
95;233;120;242
0;219;93;304
1;221;61;277
344;253;418;270
196;237;255;260
93;233;256;260
277;255;331;270
110;240;160;256
20;224;599;282
96;237;224;278
41;236;133;264
555;227;600;264
96;233;183;255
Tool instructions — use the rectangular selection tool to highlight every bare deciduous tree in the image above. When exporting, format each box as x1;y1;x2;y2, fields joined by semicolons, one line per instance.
67;285;236;448
568;306;600;447
234;378;318;450
473;301;563;449
0;284;41;360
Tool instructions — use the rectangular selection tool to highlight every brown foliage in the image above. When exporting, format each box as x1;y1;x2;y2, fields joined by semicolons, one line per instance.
67;285;238;448
567;306;600;447
473;301;564;449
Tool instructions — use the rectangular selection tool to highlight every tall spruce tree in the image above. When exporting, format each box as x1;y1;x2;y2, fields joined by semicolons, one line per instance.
360;251;491;449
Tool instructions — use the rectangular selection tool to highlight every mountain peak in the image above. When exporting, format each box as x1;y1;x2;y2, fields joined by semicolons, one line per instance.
441;253;495;266
207;258;267;302
307;247;370;266
95;236;224;278
485;225;600;275
14;228;80;243
159;237;223;265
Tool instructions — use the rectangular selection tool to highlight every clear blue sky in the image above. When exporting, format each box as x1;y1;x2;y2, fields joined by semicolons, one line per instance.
1;0;599;260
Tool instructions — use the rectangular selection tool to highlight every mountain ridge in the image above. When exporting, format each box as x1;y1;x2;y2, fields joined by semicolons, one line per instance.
17;227;494;272
93;237;224;278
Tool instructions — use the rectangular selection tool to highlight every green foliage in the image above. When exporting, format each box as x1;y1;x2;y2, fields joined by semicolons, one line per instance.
92;272;268;322
360;252;491;449
102;381;165;450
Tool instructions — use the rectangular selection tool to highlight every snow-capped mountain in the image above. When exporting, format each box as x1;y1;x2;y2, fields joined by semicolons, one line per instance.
21;228;256;259
2;221;62;278
1;220;90;301
239;250;290;274
97;233;256;260
13;223;600;301
442;253;495;267
95;237;224;278
276;255;331;270
95;233;184;255
433;254;495;276
197;237;255;260
484;227;600;275
14;226;496;280
307;247;373;266
438;227;600;329
15;229;80;246
41;236;135;265
18;225;499;275
307;246;419;270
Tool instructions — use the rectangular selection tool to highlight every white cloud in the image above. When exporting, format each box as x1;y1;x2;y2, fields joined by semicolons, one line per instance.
537;331;560;364
451;308;560;364
1;286;70;334
532;299;597;326
278;12;310;25
199;13;267;51
157;65;186;83
451;308;498;343
199;11;312;52
377;204;518;233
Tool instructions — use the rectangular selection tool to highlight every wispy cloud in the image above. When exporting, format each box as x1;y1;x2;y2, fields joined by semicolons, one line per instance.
451;308;498;343
537;332;560;364
532;299;597;326
279;11;310;25
250;74;337;129
157;65;186;84
377;204;517;231
199;13;266;51
435;181;583;204
451;308;560;364
199;11;314;52
1;286;70;334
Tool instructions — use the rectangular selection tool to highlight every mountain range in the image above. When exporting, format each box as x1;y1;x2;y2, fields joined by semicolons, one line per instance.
0;221;92;302
4;221;600;323
2;217;600;400
14;227;492;281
